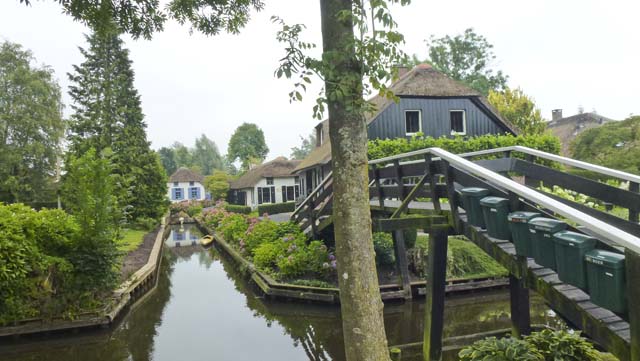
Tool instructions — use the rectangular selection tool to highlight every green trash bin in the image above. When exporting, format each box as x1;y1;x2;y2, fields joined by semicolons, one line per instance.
585;250;626;313
528;218;567;269
507;211;540;257
553;231;597;289
461;187;490;228
480;197;511;240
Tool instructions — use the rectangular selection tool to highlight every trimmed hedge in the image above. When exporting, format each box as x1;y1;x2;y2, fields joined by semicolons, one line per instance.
225;204;252;214
257;202;296;215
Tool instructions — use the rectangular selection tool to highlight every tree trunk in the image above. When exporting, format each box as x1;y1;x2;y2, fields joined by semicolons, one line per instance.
320;1;390;360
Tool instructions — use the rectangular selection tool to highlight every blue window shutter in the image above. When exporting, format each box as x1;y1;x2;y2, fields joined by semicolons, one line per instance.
196;187;201;199
171;188;176;200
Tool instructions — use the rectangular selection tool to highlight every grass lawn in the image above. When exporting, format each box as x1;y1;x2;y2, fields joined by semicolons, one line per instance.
117;229;147;253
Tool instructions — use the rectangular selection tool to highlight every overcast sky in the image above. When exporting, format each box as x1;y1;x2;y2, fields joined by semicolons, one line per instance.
1;1;639;160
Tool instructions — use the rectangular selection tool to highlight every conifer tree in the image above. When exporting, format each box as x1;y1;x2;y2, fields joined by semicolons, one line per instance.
67;27;167;222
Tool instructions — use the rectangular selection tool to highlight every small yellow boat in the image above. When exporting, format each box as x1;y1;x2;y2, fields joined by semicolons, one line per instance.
200;235;214;247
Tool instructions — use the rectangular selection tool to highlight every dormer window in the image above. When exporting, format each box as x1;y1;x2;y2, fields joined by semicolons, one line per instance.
405;110;421;135
450;110;466;135
266;177;274;185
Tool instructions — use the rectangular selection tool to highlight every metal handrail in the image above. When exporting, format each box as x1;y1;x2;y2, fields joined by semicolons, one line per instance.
372;147;640;254
291;171;333;217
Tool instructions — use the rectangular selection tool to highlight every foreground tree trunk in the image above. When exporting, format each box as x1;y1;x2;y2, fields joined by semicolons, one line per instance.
320;1;391;360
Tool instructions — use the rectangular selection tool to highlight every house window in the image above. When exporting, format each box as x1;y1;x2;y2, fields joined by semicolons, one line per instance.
266;177;274;185
189;181;194;186
282;185;301;202
257;186;276;204
294;176;300;184
173;182;179;186
189;187;200;199
405;110;421;135
450;110;466;135
173;188;183;200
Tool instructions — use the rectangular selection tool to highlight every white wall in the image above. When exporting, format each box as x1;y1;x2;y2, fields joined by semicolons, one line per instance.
167;181;206;203
248;176;299;209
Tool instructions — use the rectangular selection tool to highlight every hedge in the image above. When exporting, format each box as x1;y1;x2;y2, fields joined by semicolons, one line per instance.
257;202;296;215
368;133;561;160
225;204;252;214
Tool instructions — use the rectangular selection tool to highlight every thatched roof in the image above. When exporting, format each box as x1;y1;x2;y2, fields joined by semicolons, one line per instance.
293;64;516;172
230;157;301;189
547;112;616;155
169;167;204;183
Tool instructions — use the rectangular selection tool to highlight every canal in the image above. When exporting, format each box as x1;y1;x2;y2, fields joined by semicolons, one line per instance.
0;224;562;361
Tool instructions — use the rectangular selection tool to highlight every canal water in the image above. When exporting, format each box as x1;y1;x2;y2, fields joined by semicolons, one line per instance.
0;224;562;361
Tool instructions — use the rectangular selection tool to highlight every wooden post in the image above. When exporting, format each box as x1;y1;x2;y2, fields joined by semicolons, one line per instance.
426;155;441;213
629;182;639;224
443;161;460;233
509;274;531;337
390;348;402;361
393;159;407;201
392;230;413;300
374;167;385;208
423;226;448;361
626;248;640;361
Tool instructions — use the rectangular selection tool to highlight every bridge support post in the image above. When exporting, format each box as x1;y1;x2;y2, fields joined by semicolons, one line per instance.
392;230;413;300
423;226;448;361
627;249;640;361
630;182;639;224
509;271;531;338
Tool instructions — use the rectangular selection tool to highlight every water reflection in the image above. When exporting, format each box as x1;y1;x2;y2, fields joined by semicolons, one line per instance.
0;226;561;361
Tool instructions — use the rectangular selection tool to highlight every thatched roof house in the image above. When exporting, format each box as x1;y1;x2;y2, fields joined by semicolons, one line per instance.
230;157;301;189
169;167;205;183
167;167;206;202
547;110;615;156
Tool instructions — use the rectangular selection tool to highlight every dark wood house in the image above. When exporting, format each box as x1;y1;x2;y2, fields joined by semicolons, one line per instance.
294;64;518;195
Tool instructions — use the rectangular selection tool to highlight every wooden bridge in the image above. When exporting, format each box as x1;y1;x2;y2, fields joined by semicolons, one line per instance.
291;145;640;361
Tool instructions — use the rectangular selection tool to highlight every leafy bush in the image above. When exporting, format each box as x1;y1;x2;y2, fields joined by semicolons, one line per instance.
225;204;252;214
257;202;296;215
245;219;280;254
373;232;396;266
524;329;601;361
186;203;203;217
253;242;284;270
368;133;561;161
218;213;248;244
403;228;418;249
132;216;158;231
200;205;230;229
459;336;543;361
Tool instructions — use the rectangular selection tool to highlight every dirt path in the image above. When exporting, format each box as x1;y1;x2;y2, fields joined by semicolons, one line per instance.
120;227;161;280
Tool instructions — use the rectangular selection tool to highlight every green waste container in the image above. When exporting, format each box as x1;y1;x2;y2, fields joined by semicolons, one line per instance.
507;211;540;257
528;218;567;269
585;250;626;313
480;197;511;240
553;231;597;289
461;187;490;228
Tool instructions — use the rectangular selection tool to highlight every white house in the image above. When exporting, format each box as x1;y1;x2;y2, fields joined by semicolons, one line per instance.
229;157;301;209
167;167;206;202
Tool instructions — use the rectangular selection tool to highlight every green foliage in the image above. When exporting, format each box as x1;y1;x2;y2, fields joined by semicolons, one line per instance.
117;229;146;253
253;242;284;270
204;170;231;201
67;29;167;222
290;133;317;160
421;28;508;95
524;329;601;361
225;204;252;214
133;216;158;231
62;148;121;292
192;134;224;176
186;203;204;217
368;133;561;161
244;219;279;253
227;123;269;170
218;213;249;244
257;202;296;215
372;232;396;266
571;116;640;175
459;337;543;361
289;279;334;289
158;147;178;176
488;88;547;135
0;40;64;204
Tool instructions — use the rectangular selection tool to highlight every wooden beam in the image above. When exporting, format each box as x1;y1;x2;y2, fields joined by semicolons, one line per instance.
426;155;442;213
423;226;449;361
630;182;639;224
509;272;531;337
391;172;430;219
444;161;461;233
372;216;447;232
374;167;385;208
392;230;412;300
626;249;640;361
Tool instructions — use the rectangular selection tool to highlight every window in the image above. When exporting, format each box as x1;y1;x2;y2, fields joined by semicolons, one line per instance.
189;181;194;186
173;188;183;200
450;110;466;135
266;177;274;185
282;185;301;202
405;110;421;135
173;182;179;186
294;176;300;184
189;187;200;199
257;186;276;204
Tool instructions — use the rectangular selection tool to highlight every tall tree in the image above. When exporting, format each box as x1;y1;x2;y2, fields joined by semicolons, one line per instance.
192;134;223;175
274;1;410;359
204;170;231;201
290;133;316;160
487;88;546;135
0;41;64;203
158;146;178;175
67;28;167;221
422;28;508;95
172;141;193;168
227;123;269;170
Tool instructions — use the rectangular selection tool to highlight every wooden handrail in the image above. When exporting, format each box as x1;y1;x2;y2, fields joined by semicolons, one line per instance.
291;171;333;217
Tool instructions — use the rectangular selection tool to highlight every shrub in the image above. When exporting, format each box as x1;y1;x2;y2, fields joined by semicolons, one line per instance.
218;213;248;244
186;203;203;217
306;240;332;276
132;216;157;231
459;336;543;361
403;228;418;249
245;219;280;254
373;232;396;266
275;221;305;238
200;206;230;229
276;247;310;278
225;204;252;214
257;202;296;215
253;242;284;270
524;329;601;361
